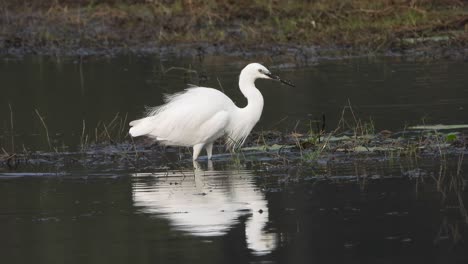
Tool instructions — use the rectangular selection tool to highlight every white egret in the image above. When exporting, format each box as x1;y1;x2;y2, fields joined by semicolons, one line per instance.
128;63;294;160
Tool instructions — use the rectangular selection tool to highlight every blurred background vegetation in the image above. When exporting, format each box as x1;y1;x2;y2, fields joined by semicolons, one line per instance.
0;0;467;53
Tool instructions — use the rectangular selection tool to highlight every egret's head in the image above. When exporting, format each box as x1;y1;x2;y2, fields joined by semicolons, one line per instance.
243;63;295;87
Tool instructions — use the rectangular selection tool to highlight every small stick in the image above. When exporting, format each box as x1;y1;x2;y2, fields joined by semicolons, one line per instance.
217;77;224;92
120;112;129;140
106;112;120;131
34;109;52;150
103;123;112;142
81;119;86;151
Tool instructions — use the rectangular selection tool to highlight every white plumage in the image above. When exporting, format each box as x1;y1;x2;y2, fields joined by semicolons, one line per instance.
129;63;294;161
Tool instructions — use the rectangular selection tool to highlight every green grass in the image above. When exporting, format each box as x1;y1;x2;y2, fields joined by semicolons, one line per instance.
0;0;466;53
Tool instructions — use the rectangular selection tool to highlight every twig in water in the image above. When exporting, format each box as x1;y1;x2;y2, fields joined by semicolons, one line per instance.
34;109;52;150
95;127;98;143
80;119;87;151
217;77;224;93
103;123;112;142
119;112;129;141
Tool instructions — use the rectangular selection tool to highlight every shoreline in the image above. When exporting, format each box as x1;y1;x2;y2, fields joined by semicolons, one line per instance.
2;42;467;65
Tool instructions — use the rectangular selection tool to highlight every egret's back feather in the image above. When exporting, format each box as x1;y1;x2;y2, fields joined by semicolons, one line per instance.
129;87;236;146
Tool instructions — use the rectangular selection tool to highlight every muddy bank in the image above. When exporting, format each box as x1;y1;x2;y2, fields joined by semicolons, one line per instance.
1;125;467;174
1;1;467;59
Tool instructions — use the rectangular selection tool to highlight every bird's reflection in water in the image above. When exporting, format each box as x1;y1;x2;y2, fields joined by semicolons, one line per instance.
132;161;277;255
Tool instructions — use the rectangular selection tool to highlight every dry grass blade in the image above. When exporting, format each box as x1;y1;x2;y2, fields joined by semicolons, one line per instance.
34;109;52;151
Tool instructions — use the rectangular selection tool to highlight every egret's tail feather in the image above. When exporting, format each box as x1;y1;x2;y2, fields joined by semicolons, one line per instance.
128;117;156;137
129;119;142;127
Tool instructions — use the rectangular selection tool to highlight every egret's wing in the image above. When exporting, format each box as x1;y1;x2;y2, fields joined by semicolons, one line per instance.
129;87;235;146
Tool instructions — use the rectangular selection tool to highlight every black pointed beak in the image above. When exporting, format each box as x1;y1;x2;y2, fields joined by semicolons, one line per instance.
265;72;295;87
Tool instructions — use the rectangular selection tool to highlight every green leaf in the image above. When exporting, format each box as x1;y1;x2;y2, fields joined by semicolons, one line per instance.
445;133;458;142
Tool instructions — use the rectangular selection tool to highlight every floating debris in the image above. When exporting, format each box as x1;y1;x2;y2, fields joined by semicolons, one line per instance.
409;124;468;130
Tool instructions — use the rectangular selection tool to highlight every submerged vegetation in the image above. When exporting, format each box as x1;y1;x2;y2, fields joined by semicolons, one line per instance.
1;0;467;55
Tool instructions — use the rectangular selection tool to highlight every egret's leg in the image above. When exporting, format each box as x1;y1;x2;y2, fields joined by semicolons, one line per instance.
192;160;202;170
205;143;214;160
207;160;213;170
192;143;204;161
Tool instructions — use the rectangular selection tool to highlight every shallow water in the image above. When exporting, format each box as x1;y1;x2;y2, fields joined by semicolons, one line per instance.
1;54;468;263
1;159;468;264
1;55;468;150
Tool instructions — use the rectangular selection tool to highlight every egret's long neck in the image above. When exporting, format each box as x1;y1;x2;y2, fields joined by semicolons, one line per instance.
238;73;264;121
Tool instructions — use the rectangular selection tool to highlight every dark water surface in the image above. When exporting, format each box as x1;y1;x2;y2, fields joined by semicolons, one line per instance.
1;55;468;263
1;160;468;264
1;55;467;150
